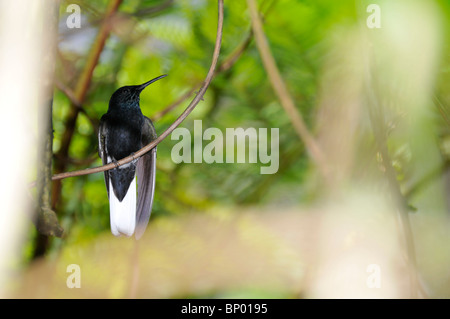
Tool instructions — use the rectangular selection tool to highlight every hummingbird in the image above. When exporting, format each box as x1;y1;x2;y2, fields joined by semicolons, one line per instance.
98;74;167;239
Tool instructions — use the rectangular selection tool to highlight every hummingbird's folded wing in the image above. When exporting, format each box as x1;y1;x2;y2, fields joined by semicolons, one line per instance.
135;117;157;239
98;116;110;197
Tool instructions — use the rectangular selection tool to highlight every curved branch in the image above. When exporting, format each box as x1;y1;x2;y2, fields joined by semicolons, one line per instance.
49;0;224;182
246;0;328;178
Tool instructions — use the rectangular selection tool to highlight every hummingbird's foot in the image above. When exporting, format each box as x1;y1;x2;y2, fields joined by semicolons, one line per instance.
194;90;205;101
112;159;120;169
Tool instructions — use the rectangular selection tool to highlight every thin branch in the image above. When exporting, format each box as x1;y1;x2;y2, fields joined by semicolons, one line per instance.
48;0;224;182
54;78;100;131
54;79;82;107
77;2;123;102
133;0;174;18
151;29;252;122
216;31;253;74
151;86;199;121
246;0;328;178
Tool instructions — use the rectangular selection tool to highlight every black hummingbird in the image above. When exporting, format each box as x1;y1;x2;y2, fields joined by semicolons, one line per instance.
98;74;167;239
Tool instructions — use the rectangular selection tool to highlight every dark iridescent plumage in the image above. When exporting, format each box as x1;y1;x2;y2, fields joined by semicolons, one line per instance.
98;75;166;238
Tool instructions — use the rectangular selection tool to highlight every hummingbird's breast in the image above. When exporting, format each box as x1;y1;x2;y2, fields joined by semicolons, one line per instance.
105;111;143;161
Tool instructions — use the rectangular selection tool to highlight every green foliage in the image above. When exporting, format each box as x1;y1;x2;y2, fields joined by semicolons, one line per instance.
21;0;450;298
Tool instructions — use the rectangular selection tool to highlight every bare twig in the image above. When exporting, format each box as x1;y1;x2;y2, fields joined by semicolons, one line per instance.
216;31;253;74
48;0;224;182
134;0;174;17
151;86;199;121
54;78;100;131
246;0;327;177
54;79;81;107
151;29;252;122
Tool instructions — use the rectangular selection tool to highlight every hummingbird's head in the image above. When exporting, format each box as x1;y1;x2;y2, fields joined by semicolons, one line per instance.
109;74;167;109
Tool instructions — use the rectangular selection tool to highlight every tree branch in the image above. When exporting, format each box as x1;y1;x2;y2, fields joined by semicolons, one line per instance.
54;79;81;108
246;0;328;178
48;0;224;182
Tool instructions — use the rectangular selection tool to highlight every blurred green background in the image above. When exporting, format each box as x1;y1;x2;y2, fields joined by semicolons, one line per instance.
15;0;450;298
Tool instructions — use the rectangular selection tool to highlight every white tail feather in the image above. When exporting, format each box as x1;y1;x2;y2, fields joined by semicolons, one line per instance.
109;176;136;237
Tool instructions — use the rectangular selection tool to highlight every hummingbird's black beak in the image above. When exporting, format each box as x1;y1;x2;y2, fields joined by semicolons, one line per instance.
137;74;168;92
